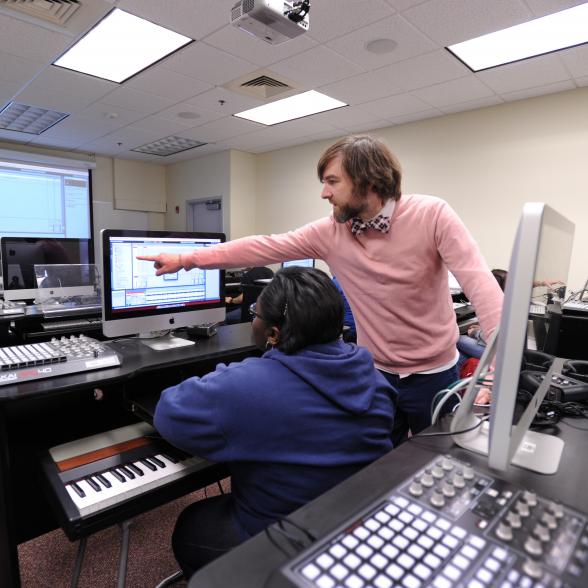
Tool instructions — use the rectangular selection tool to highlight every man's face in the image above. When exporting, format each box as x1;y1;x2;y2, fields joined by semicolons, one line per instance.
320;154;367;223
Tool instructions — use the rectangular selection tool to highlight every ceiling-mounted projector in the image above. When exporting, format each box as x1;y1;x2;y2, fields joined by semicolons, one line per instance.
231;0;310;45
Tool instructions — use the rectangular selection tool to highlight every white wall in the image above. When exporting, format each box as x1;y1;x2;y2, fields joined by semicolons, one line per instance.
254;87;588;289
165;151;231;233
229;150;258;240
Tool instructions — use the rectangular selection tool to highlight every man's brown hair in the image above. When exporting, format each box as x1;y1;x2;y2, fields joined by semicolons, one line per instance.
317;135;402;202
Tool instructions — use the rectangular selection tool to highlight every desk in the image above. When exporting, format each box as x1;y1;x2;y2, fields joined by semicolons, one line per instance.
189;416;588;587
0;323;258;588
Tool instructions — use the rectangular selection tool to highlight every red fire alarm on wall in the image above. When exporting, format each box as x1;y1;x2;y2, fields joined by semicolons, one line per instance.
175;206;180;214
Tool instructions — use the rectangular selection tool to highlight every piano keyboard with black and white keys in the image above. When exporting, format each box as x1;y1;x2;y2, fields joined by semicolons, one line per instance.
41;422;228;539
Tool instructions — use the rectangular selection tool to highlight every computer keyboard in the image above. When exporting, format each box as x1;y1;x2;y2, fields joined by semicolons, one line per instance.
0;300;25;316
275;455;588;588
0;334;120;386
529;304;546;315
562;300;588;313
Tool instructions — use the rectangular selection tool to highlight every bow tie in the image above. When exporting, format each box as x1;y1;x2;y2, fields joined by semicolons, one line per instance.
351;214;390;236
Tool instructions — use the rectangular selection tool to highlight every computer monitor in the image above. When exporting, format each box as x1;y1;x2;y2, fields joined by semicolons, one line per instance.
101;230;226;350
0;237;92;301
451;203;574;474
281;259;315;269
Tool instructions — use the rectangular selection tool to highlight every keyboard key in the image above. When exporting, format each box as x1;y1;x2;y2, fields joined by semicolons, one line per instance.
484;557;500;572
96;473;111;488
407;544;425;560
149;455;166;468
70;482;85;498
382;544;399;560
378;526;394;541
397;553;415;570
443;564;461;581
354;526;370;540
442;535;459;549
402;574;421;588
358;563;376;580
110;469;126;483
356;544;373;559
476;568;493;583
367;535;384;550
370;553;388;570
344;554;361;569
316;575;335;588
413;563;432;581
342;535;359;549
375;511;391;524
330;543;346;559
423;553;441;569
85;477;101;492
140;458;157;472
452;554;470;571
128;463;144;476
365;518;380;531
120;465;136;479
461;545;478;560
417;535;434;550
393;535;410;550
403;527;419;541
433;544;450;559
433;576;451;588
374;575;393;588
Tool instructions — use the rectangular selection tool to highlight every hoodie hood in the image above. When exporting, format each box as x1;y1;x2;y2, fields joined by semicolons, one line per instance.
263;339;390;415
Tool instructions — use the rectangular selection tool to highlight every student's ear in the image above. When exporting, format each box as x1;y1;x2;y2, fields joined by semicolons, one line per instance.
266;326;280;346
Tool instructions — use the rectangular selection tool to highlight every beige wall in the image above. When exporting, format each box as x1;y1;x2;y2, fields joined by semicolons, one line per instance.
254;87;588;289
165;151;231;233
229;150;258;240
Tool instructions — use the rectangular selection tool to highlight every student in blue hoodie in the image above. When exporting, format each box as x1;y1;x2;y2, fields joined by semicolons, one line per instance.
154;266;397;578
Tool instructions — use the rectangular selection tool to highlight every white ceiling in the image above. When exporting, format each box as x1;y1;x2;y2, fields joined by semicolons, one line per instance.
0;0;586;164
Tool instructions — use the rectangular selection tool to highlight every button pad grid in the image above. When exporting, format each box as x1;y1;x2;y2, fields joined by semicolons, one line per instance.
295;495;503;588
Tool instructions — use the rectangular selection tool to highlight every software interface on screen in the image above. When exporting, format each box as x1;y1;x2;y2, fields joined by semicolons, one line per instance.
0;160;91;239
282;259;314;268
109;236;222;313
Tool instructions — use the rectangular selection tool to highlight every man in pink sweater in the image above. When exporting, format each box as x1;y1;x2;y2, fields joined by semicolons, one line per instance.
140;135;503;444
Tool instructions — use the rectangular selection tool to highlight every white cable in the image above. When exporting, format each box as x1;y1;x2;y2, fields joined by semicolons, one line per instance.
431;378;472;425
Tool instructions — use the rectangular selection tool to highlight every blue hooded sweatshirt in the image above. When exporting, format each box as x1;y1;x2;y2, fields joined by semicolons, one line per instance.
154;339;396;537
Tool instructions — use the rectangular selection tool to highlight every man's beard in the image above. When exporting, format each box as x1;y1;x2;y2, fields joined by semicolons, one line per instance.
333;197;366;223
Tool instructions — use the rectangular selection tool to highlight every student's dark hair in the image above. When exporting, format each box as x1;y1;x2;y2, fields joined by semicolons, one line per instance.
317;135;402;202
491;268;508;292
258;267;344;354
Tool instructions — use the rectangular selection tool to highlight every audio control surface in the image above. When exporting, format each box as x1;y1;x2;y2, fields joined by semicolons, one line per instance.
276;455;588;588
0;334;121;386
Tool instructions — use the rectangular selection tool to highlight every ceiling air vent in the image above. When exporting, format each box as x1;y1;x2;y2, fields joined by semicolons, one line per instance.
0;0;81;26
131;136;207;157
224;69;298;100
0;101;69;134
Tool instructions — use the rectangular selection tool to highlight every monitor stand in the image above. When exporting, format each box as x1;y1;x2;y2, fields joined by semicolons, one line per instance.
139;331;195;351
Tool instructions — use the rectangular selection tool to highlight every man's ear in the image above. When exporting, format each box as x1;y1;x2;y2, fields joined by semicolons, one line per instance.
267;326;280;346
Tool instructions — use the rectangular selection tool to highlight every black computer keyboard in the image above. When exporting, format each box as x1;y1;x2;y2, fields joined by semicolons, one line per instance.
0;334;120;386
274;455;588;588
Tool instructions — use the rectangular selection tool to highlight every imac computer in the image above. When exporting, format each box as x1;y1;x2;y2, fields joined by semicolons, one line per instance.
101;230;226;350
0;237;92;301
281;258;315;269
451;203;574;474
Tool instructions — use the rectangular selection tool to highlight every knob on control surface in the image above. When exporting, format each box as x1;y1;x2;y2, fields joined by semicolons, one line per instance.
420;472;434;487
524;536;543;556
523;558;543;579
505;511;522;529
452;473;466;488
409;482;423;497
495;522;513;542
430;490;445;508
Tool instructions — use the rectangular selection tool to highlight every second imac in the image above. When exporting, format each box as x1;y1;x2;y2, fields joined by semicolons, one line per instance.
451;202;574;474
101;230;226;350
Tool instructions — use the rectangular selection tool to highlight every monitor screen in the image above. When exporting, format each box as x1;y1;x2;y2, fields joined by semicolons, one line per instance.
101;230;226;341
452;203;574;474
281;259;315;269
0;237;92;300
0;160;91;239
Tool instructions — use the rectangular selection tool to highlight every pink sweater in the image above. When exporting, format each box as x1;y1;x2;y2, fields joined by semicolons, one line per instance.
184;194;503;374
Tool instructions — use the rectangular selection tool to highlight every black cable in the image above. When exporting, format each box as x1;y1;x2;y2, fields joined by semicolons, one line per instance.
279;516;316;542
560;420;588;431
408;417;488;439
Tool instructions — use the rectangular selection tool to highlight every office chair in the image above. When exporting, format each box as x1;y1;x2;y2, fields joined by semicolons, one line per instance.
240;283;267;323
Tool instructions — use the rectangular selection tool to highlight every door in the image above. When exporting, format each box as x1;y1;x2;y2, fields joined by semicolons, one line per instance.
187;198;223;233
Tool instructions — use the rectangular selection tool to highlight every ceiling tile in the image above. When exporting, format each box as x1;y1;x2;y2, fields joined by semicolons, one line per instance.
15;67;116;114
379;50;469;91
204;24;318;67
177;116;261;143
499;80;577;103
319;70;404;105
270;46;364;88
0;80;23;107
117;0;228;40
128;115;199;136
0;128;33;143
126;67;212;102
183;87;265;116
78;102;146;128
310;104;391;132
306;0;395;42
0;12;70;62
402;0;532;46
384;0;427;9
154;102;224;127
162;142;225;163
478;54;572;94
577;75;588;87
326;14;436;69
0;51;46;86
525;0;586;17
558;44;588;79
387;108;441;124
439;95;504;114
361;92;433;119
98;87;174;116
413;76;496;107
32;115;114;146
162;42;257;85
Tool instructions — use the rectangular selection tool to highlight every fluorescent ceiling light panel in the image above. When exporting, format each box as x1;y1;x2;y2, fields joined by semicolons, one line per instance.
447;3;588;72
53;8;192;83
234;90;347;125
